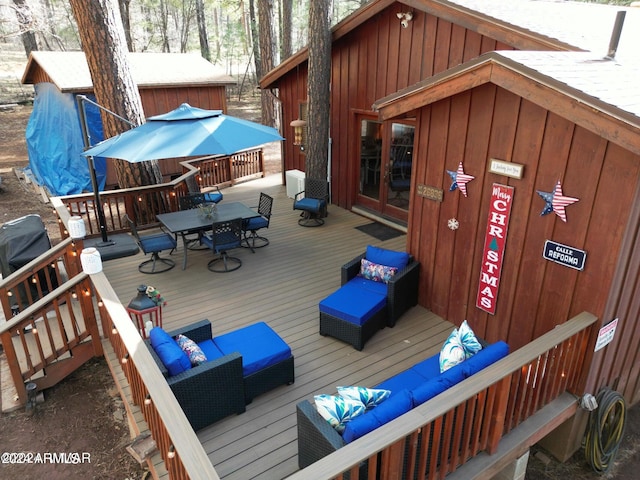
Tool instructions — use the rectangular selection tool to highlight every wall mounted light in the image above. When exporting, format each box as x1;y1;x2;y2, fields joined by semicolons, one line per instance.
290;118;307;150
397;11;413;28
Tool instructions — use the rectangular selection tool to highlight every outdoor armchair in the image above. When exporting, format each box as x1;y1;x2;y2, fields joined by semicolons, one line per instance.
200;217;244;272
293;178;329;226
242;192;273;251
124;214;177;274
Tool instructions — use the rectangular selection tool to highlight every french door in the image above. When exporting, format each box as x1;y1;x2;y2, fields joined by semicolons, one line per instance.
356;116;414;223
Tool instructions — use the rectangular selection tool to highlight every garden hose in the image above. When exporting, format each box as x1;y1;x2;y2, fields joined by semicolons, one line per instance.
584;387;626;474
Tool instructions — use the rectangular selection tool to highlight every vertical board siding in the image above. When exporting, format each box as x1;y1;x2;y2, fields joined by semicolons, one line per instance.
409;84;640;356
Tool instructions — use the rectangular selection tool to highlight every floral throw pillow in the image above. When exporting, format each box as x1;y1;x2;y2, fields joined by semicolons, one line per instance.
359;258;398;283
314;394;366;433
439;328;466;373
175;334;207;366
337;386;391;410
458;320;482;359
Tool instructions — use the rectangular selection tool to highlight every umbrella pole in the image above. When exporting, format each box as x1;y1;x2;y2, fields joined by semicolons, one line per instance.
76;95;113;246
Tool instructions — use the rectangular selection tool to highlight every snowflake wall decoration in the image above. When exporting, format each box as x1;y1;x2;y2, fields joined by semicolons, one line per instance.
448;218;460;230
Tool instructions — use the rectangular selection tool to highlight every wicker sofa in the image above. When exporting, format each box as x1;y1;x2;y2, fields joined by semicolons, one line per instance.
296;340;510;470
147;319;295;431
319;246;420;350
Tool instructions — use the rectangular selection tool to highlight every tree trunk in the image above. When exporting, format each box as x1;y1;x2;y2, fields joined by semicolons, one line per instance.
117;0;133;51
249;0;261;78
306;0;332;180
258;0;277;127
281;0;292;59
195;0;210;61
12;0;38;56
69;0;162;188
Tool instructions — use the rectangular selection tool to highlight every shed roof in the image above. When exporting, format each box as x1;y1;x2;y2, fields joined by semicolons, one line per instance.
21;51;236;92
373;50;640;155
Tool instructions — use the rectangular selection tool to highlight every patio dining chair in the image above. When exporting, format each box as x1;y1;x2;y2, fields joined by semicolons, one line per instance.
242;192;273;252
124;214;177;274
200;217;244;272
293;178;329;227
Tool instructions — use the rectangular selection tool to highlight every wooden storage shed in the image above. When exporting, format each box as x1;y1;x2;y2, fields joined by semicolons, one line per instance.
22;51;236;188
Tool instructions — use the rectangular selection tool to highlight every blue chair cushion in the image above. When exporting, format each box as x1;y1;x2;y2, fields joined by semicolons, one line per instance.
203;191;223;203
197;339;226;362
294;197;326;213
201;231;241;253
245;216;268;230
365;245;410;270
213;322;292;376
149;327;191;376
319;281;387;326
140;232;177;254
344;276;388;296
375;367;427;394
342;389;413;443
460;341;509;379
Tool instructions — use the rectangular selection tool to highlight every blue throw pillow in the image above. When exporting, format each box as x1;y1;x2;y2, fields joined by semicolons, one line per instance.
366;245;410;270
149;327;191;376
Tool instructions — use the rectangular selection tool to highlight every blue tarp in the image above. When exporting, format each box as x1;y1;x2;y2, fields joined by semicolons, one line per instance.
26;82;106;196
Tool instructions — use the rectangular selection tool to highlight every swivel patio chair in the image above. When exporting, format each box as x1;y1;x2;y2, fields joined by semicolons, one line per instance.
242;192;273;252
200;217;244;272
124;214;177;274
293;178;329;227
178;192;220;250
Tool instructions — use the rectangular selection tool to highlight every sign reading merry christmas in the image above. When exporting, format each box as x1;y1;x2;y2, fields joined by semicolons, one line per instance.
476;184;514;315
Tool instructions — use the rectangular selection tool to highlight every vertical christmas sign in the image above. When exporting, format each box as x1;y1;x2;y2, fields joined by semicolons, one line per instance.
476;184;514;315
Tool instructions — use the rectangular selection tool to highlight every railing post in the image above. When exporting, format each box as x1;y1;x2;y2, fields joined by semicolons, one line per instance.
486;376;511;455
0;330;28;405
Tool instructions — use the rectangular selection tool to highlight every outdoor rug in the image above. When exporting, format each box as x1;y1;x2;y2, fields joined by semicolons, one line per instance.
355;222;404;241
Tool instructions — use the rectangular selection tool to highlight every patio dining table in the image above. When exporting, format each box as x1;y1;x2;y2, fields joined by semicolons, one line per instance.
157;201;260;270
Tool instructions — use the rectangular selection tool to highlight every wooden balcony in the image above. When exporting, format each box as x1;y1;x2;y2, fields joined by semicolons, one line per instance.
1;173;598;480
101;174;455;479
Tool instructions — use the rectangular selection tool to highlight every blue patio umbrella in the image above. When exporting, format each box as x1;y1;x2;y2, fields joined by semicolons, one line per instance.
80;102;283;248
82;103;284;161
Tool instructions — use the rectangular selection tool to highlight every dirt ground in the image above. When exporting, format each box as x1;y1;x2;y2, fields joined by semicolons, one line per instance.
1;101;639;480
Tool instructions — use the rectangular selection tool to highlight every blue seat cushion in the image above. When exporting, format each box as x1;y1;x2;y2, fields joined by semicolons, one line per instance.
213;322;292;376
460;341;509;378
342;389;413;443
201;231;241;252
366;245;410;270
346;276;388;296
245;216;268;230
140;232;177;254
149;327;191;376
294;197;326;213
319;281;387;326
197;339;226;362
375;367;427;394
203;191;223;203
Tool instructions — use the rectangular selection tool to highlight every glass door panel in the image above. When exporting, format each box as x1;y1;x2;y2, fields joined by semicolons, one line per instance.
385;123;414;212
359;119;382;201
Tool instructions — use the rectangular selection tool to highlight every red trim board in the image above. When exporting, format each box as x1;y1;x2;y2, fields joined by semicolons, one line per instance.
476;184;514;315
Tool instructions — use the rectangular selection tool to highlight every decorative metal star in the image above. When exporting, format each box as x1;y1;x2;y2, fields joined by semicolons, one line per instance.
447;162;475;197
537;180;579;222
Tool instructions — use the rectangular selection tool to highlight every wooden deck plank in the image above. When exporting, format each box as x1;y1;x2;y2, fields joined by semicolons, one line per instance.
101;174;452;479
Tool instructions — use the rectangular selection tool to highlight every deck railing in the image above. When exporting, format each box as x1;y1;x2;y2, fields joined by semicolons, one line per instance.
57;149;264;234
285;311;598;480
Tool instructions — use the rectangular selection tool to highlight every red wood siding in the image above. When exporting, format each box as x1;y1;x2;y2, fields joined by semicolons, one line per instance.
280;6;514;209
408;84;640;360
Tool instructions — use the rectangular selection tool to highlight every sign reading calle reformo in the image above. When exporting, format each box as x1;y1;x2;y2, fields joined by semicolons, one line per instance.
543;240;587;271
476;184;514;315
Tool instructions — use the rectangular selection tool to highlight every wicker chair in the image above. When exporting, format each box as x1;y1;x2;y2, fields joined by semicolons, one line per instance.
293;178;329;226
319;248;420;350
146;320;246;431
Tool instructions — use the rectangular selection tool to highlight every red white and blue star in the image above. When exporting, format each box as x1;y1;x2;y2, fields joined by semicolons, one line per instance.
537;180;579;222
447;162;475;197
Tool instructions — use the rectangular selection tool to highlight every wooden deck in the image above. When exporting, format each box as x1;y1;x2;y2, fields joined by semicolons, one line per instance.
101;174;453;480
